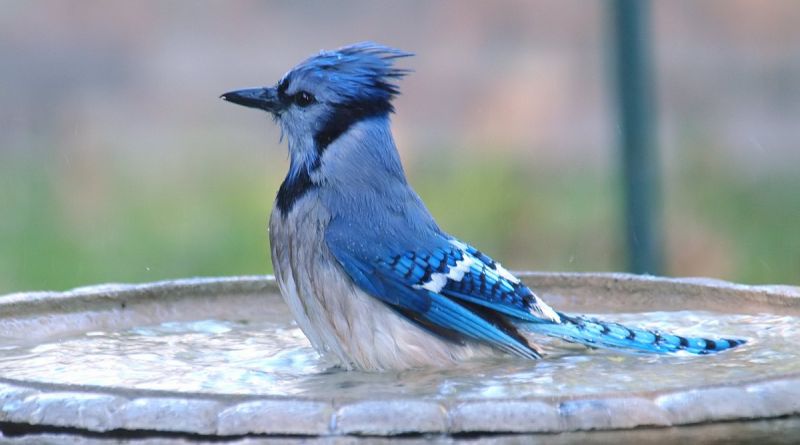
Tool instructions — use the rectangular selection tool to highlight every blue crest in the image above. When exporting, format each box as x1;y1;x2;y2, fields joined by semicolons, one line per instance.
280;42;413;113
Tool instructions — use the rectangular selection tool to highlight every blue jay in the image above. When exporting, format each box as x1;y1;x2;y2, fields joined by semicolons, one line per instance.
221;42;744;371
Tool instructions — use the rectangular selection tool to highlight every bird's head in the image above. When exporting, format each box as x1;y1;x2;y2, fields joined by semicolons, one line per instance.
222;42;412;170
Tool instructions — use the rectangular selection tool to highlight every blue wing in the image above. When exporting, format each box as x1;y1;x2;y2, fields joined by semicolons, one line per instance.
326;229;746;357
326;231;557;359
416;239;560;324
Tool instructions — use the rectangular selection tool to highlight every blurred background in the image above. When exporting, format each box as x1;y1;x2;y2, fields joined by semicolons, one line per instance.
1;1;798;293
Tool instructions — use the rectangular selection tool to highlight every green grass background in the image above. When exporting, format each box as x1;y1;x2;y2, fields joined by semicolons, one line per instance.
1;146;797;294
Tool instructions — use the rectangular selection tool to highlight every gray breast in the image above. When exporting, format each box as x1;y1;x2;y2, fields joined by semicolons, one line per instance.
268;193;499;371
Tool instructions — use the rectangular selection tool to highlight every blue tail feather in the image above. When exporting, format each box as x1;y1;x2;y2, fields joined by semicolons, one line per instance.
528;311;746;355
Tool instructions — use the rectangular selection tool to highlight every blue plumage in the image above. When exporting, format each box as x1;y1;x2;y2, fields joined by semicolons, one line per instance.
222;42;746;371
327;232;543;359
380;244;542;321
331;231;744;357
537;313;746;354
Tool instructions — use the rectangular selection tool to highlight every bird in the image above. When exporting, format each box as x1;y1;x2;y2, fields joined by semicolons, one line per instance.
221;42;745;372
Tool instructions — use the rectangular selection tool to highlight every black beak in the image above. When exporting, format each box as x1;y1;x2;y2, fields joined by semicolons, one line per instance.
220;87;283;113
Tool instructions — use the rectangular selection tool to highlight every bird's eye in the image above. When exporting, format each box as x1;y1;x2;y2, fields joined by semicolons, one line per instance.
294;91;316;107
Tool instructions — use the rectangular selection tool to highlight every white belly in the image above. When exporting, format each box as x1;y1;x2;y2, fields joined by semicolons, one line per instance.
268;194;496;371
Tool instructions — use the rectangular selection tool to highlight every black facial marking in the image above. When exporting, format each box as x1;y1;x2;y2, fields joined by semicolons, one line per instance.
276;168;315;216
313;98;393;153
704;339;717;350
277;78;290;98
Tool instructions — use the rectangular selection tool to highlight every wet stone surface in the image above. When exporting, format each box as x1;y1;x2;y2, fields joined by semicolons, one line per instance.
0;274;798;438
1;312;798;399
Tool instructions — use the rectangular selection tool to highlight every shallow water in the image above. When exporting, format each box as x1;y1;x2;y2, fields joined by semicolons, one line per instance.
0;311;797;399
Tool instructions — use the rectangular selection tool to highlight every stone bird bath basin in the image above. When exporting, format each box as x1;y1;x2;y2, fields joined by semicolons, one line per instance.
1;273;799;443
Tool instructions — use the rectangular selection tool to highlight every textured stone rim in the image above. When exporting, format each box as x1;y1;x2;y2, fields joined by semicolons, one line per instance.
1;273;799;437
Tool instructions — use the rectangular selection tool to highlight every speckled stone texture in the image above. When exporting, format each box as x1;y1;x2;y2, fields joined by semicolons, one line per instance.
1;274;799;442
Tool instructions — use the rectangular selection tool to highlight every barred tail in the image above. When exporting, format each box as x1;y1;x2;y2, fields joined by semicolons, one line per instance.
529;312;746;355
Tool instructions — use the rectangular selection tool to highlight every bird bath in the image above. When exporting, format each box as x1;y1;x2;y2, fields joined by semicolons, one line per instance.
1;273;799;444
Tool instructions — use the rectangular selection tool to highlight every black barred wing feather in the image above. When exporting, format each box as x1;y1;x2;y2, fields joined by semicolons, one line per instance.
380;238;561;324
